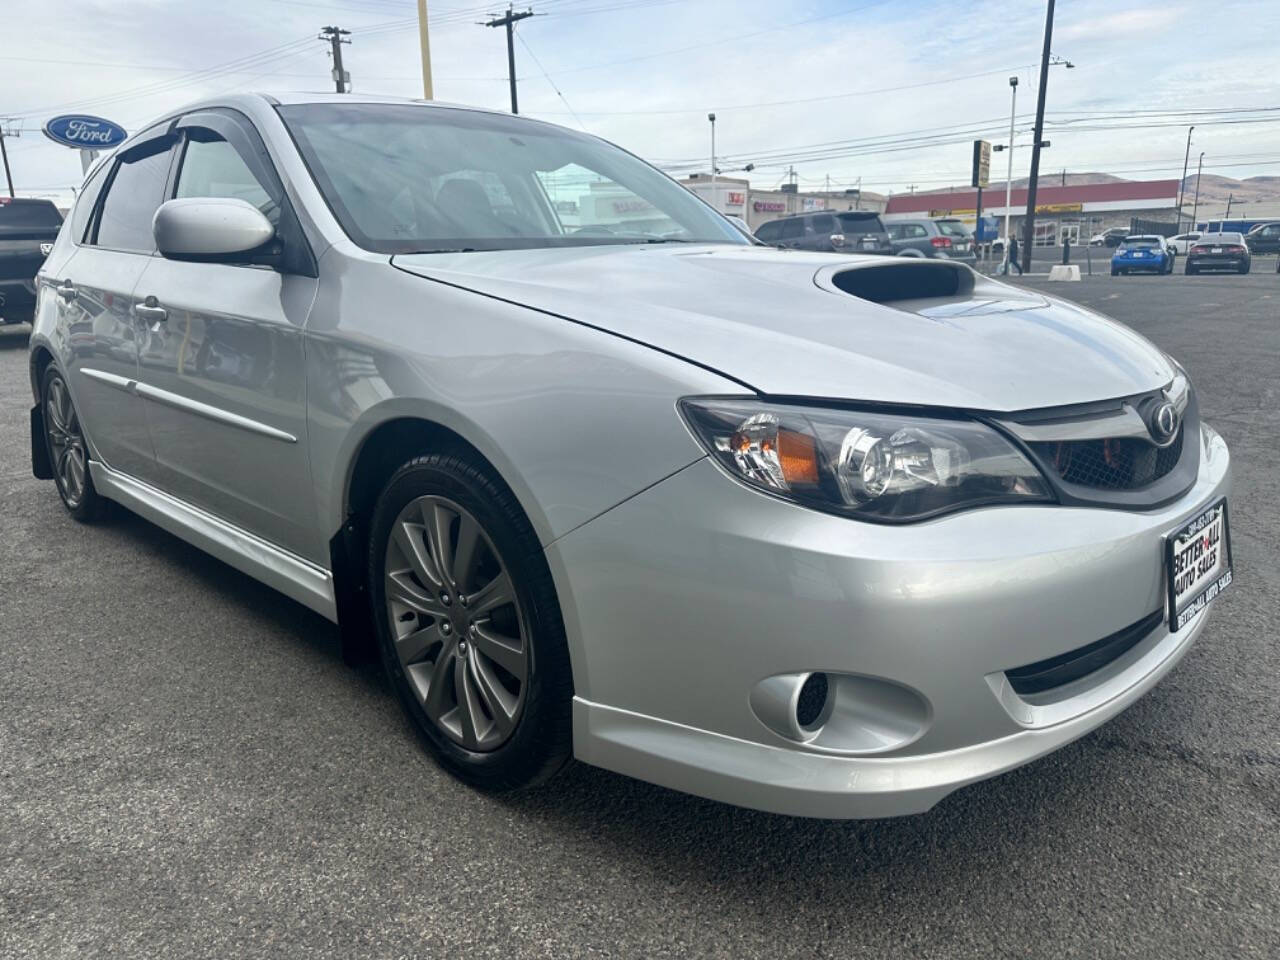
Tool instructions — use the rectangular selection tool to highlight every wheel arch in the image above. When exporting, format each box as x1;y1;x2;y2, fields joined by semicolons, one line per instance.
328;413;554;667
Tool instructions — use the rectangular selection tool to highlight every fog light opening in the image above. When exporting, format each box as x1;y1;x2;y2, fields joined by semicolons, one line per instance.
795;672;830;731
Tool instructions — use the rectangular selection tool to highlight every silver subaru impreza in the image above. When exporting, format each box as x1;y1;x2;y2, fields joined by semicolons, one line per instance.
29;94;1233;818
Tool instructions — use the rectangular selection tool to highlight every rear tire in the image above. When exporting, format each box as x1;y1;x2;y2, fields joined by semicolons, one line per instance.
1185;264;1197;275
1110;267;1119;276
40;364;107;522
367;449;573;792
1239;262;1250;274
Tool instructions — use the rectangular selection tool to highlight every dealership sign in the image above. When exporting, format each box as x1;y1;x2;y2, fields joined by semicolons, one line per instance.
726;191;745;207
753;200;786;212
42;114;127;150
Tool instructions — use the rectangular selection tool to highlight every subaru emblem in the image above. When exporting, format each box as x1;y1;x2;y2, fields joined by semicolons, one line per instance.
1150;400;1180;444
40;242;54;256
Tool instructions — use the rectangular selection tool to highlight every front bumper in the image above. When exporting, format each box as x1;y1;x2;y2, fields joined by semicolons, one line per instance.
549;423;1231;818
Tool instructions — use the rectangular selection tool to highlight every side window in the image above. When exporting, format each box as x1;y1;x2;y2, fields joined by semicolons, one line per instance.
95;139;174;253
779;218;804;241
176;134;278;225
886;224;902;239
811;213;836;234
908;224;929;239
755;221;780;242
70;162;110;244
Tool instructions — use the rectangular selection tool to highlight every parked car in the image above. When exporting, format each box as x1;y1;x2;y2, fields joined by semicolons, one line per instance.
1090;227;1129;247
755;210;893;255
1185;232;1252;274
1111;235;1175;275
885;217;977;264
29;93;1233;819
1244;221;1280;255
0;197;63;324
1167;232;1202;255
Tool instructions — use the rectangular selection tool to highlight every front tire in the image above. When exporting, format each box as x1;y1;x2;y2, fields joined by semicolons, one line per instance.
368;450;573;792
40;364;107;522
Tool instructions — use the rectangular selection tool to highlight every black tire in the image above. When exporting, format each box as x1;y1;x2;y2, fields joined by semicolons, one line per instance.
368;449;573;792
1185;264;1197;275
1110;267;1119;276
40;364;107;522
1239;262;1250;275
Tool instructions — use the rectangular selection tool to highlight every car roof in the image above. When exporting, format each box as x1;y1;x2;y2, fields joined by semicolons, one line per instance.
1201;232;1243;239
1124;235;1162;241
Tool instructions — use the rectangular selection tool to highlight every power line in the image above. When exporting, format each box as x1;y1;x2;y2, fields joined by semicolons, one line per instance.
516;31;587;130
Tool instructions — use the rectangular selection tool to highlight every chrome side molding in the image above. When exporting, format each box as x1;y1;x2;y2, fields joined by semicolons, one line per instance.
89;461;336;622
79;367;297;443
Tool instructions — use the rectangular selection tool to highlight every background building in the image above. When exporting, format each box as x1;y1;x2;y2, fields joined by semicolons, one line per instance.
682;175;887;231
883;179;1180;245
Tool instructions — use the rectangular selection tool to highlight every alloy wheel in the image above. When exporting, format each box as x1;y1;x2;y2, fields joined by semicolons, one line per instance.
45;374;87;508
384;494;530;751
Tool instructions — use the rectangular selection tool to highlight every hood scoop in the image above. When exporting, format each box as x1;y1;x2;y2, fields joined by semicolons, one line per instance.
816;259;1048;318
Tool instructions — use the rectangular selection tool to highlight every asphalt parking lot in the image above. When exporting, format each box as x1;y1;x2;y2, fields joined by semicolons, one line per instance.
2;269;1277;959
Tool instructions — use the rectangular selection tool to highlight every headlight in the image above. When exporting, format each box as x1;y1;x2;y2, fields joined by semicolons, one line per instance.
680;398;1053;522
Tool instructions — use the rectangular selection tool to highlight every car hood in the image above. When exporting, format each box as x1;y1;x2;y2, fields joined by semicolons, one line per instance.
392;244;1174;412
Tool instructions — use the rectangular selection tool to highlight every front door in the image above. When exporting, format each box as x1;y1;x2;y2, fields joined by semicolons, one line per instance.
133;114;321;562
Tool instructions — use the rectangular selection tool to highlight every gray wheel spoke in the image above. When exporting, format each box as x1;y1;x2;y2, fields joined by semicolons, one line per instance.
471;623;526;682
467;571;514;618
386;569;447;617
452;513;482;592
452;654;483;748
424;501;457;591
393;522;443;593
396;621;444;666
421;642;459;724
469;652;518;734
67;449;85;496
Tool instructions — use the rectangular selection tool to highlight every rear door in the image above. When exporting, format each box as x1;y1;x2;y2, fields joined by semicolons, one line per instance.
132;109;321;560
56;128;178;478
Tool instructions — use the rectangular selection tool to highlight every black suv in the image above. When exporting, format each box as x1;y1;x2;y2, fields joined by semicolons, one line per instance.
756;210;893;255
0;197;63;324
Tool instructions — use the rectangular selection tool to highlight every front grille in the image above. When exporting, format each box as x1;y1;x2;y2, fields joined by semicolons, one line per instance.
1005;609;1163;696
1030;426;1183;490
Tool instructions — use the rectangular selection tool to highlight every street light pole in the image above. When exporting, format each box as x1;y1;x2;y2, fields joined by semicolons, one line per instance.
708;112;716;212
416;0;434;99
1003;76;1017;272
1190;151;1204;231
1175;125;1194;231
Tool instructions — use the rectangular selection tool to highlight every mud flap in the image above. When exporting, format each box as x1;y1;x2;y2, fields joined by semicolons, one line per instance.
30;404;53;479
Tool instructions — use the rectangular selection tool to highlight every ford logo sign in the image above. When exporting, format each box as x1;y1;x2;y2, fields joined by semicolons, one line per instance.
42;114;128;150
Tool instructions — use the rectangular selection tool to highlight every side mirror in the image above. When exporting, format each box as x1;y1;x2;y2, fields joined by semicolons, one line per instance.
153;197;276;264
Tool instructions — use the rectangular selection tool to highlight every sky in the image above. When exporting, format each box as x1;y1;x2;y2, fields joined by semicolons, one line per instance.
3;0;1280;205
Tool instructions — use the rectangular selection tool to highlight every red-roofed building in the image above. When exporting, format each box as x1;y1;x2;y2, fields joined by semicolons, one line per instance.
885;179;1180;246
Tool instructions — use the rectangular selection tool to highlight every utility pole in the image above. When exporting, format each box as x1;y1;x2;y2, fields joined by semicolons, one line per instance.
1224;192;1235;222
1175;125;1194;231
0;121;15;198
1021;0;1057;273
485;6;534;114
417;0;434;99
319;26;351;93
1190;151;1204;230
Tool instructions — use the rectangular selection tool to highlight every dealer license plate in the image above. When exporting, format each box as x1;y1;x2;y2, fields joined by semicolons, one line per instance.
1212;246;1223;253
1165;499;1232;631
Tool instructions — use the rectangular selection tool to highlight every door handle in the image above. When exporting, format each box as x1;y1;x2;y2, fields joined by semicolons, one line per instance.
133;296;167;323
56;280;78;302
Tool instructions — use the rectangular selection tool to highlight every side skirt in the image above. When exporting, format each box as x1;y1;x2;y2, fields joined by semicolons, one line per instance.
89;461;337;622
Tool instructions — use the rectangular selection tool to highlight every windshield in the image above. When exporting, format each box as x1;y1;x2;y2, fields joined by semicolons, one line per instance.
279;103;745;254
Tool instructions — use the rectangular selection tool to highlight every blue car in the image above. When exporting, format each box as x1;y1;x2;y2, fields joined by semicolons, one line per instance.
1111;235;1175;275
